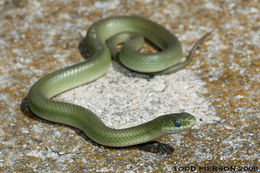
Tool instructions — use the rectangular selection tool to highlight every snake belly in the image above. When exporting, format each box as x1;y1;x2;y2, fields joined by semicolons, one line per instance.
28;16;210;147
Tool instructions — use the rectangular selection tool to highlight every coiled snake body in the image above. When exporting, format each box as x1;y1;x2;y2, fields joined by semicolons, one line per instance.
28;16;210;147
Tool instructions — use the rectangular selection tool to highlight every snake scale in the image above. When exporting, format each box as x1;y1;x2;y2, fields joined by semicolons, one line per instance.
28;16;211;147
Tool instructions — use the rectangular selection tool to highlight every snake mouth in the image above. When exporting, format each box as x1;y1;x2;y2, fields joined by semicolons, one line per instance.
163;126;194;134
163;127;194;134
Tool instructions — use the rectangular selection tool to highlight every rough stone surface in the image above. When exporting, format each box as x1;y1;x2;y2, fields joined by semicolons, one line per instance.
0;0;259;172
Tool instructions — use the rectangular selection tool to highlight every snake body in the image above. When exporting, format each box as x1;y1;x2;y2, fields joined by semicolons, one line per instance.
28;16;210;147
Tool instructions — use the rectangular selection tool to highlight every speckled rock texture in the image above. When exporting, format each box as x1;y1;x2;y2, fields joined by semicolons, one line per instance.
0;0;259;172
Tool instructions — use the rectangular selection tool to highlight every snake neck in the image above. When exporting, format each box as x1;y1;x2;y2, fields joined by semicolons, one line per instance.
82;117;165;147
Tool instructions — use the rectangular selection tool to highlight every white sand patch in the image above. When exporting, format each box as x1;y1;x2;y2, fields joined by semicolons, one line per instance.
57;62;219;129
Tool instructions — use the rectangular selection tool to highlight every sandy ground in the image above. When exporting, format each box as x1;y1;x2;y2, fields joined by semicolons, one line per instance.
0;0;259;172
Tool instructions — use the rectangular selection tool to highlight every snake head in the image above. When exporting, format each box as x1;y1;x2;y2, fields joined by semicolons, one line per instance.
158;112;196;134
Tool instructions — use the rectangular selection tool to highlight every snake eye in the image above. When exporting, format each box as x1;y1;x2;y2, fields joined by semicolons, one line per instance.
174;120;181;127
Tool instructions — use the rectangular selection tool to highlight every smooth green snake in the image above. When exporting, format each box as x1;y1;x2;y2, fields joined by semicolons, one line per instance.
28;16;211;147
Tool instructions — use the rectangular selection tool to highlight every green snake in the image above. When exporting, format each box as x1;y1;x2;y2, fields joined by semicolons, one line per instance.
28;16;211;147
